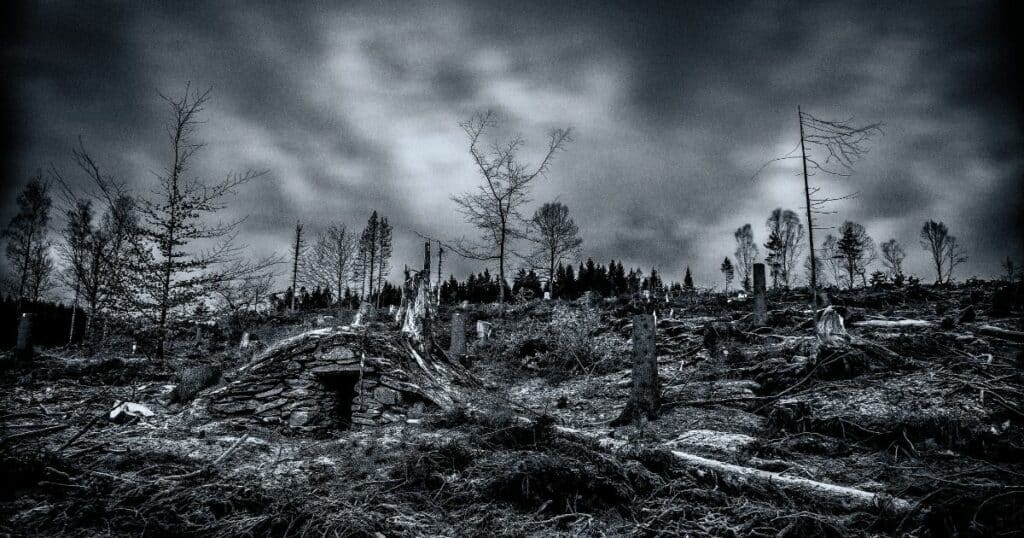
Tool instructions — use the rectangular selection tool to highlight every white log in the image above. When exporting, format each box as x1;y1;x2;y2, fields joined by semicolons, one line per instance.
553;425;911;514
975;324;1024;343
852;319;933;328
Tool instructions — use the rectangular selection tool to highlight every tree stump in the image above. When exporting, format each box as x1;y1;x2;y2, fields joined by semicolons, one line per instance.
16;313;34;361
449;312;466;357
752;263;768;326
476;321;492;342
612;314;659;426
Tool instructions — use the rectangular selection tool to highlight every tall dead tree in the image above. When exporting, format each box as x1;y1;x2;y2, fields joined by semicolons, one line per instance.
449;112;572;304
290;221;304;310
132;85;268;359
756;109;882;324
526;201;583;297
797;109;882;316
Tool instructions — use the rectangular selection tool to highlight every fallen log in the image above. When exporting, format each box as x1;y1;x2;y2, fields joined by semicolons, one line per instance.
975;324;1024;343
851;319;933;329
553;425;912;514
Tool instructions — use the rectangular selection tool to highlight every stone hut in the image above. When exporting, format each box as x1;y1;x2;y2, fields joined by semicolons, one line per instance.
202;325;470;432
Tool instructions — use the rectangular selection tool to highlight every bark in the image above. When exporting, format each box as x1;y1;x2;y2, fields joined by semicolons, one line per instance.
612;314;659;425
753;263;768;326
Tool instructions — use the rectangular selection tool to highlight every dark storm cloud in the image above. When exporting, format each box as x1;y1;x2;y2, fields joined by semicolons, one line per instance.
2;0;1021;288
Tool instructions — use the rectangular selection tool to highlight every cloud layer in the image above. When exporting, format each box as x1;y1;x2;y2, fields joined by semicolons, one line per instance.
3;0;1022;288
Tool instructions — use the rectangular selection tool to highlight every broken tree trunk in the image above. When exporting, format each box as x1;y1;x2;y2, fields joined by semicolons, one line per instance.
449;312;466;357
753;263;767;326
975;324;1024;343
612;314;659;426
16;313;34;361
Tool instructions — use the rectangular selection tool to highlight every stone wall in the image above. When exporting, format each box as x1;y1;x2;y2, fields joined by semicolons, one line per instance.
204;327;439;432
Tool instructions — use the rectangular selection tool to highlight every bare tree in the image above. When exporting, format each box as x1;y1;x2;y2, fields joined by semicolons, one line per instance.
765;208;804;288
374;217;392;307
449;111;572;304
525;202;582;297
2;173;53;308
943;236;968;284
919;220;966;285
880;239;906;280
132;85;268;359
290;221;304;310
756;109;882;317
304;223;356;303
733;224;758;291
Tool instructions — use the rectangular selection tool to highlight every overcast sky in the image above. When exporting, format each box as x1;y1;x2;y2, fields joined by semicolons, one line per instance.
2;1;1022;290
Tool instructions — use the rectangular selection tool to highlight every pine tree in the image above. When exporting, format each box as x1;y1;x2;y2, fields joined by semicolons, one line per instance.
683;266;694;290
720;257;735;293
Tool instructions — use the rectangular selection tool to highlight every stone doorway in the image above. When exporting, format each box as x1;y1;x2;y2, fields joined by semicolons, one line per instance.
317;372;360;430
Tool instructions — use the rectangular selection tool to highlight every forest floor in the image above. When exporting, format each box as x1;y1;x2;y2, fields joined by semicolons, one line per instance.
1;284;1022;536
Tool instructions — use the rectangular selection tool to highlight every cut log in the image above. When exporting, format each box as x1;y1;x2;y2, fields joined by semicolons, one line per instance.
975;324;1024;343
553;425;911;514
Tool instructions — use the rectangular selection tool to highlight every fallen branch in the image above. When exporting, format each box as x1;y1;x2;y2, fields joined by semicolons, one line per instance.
975;325;1024;343
553;425;912;514
0;424;69;446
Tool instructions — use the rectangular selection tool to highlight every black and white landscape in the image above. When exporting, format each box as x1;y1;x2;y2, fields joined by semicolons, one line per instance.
1;2;1022;536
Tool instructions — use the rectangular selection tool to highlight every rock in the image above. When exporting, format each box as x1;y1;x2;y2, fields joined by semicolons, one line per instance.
372;387;401;406
288;410;312;427
321;347;356;361
668;429;756;454
254;386;285;399
256;398;288;414
212;402;256;415
310;364;362;375
958;305;976;324
109;401;155;422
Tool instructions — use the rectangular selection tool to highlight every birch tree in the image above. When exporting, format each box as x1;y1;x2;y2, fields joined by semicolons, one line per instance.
449;112;572;304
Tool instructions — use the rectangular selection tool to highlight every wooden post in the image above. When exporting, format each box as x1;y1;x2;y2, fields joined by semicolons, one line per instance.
16;313;34;361
449;312;466;357
753;263;767;326
612;314;659;425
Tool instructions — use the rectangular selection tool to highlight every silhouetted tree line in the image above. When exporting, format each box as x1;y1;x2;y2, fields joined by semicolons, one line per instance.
439;259;683;304
0;295;85;349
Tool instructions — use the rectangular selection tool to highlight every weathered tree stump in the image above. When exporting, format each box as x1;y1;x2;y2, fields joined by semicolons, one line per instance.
449;312;466;356
476;321;492;342
16;313;34;361
752;263;768;326
612;314;659;425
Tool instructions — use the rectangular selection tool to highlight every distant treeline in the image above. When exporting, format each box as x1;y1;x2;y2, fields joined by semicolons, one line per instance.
0;296;85;349
440;259;687;303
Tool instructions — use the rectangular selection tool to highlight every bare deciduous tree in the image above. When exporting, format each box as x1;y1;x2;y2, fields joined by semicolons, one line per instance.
2;173;53;307
733;224;758;291
880;238;906;280
304;223;356;304
765;208;804;288
919;220;966;285
449;111;572;304
526;202;582;297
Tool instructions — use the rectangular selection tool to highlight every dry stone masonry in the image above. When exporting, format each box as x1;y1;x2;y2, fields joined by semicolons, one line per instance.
203;325;469;432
